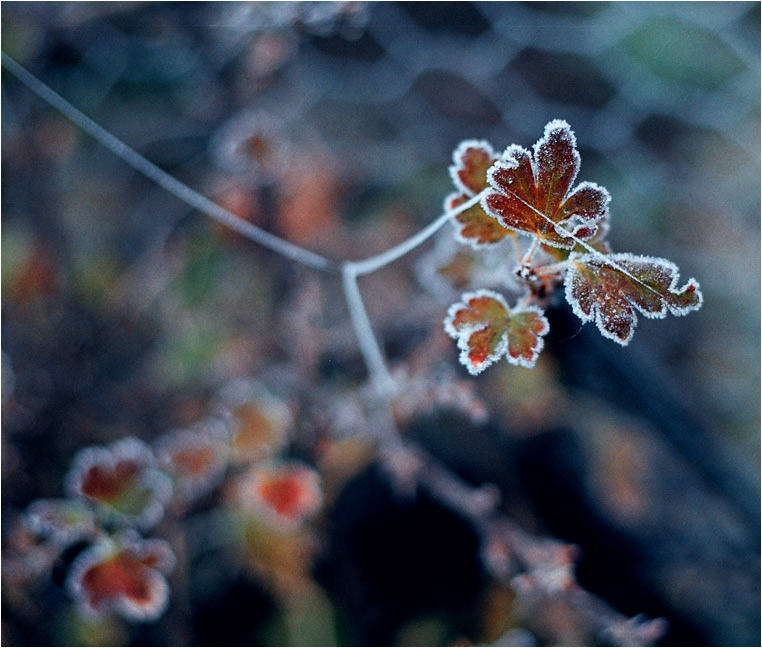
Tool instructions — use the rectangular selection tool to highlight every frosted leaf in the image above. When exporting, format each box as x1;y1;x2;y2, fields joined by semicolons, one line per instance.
447;140;513;247
564;253;703;345
155;421;230;503
215;378;293;464
231;461;323;528
444;289;550;374
482;121;610;249
66;438;173;531
390;366;489;425
447;191;512;248
449;139;496;196
211;110;292;184
67;531;175;621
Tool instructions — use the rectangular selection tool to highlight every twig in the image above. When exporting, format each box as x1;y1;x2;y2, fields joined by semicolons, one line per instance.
345;189;489;276
341;265;397;398
1;52;339;274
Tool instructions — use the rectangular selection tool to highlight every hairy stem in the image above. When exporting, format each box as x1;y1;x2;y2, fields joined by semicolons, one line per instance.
1;53;339;274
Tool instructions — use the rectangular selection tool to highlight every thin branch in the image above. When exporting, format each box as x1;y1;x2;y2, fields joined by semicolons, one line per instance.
346;189;489;276
341;265;397;398
1;52;339;274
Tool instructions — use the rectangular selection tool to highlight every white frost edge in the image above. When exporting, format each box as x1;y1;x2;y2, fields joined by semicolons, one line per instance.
65;438;173;531
67;532;174;621
507;304;550;369
444;289;549;375
483;122;609;250
448;139;496;198
533;119;581;191
563;252;703;346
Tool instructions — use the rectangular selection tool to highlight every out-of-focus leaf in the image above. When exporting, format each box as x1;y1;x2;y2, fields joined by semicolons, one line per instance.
67;439;172;530
621;18;747;90
67;532;175;621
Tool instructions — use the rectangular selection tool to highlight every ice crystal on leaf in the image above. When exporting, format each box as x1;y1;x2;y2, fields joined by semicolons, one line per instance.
482;120;610;249
441;120;702;375
448;140;512;248
564;253;703;345
67;532;175;621
67;439;172;531
444;289;550;374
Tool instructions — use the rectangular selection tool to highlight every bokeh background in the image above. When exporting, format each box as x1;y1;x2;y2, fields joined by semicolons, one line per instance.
2;2;759;646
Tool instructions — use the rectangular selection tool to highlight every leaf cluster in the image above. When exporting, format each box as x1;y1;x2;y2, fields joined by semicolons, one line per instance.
441;121;702;374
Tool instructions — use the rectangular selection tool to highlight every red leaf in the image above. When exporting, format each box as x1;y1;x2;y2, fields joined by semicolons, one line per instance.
68;533;174;621
482;120;610;249
233;461;323;527
564;253;703;345
448;140;511;248
449;139;497;196
447;192;511;247
68;439;172;530
444;289;550;373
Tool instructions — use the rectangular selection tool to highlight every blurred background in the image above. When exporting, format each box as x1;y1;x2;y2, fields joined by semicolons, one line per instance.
2;2;759;646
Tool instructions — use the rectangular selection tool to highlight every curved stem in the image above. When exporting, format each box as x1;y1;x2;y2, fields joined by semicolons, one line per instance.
346;189;489;276
1;52;339;274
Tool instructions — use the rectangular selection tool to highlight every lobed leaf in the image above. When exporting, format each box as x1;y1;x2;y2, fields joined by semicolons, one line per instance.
155;422;230;503
448;140;511;248
67;532;175;621
444;289;550;374
215;379;293;464
67;439;173;530
233;461;323;528
564;253;703;345
482;120;610;249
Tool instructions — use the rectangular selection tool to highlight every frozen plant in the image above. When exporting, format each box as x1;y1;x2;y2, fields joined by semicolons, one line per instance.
0;54;703;400
3;53;702;641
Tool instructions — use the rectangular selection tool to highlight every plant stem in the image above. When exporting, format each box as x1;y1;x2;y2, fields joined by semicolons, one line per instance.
346;189;489;276
1;52;339;274
341;265;397;398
